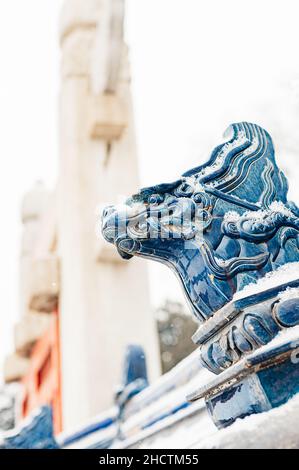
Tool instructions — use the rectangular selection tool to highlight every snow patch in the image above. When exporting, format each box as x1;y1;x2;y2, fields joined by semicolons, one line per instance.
224;211;241;222
243;136;259;156
224;200;295;223
269;201;294;217
250;325;299;357
279;287;299;302
197;131;248;181
234;262;299;300
196;393;299;449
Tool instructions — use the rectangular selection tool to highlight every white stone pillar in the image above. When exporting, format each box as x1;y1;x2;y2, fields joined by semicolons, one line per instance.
58;0;160;430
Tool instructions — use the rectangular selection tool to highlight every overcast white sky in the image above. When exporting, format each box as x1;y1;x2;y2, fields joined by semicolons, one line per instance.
0;0;299;372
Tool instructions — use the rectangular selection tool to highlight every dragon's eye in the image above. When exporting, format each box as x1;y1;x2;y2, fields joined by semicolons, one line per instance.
148;194;164;205
175;183;194;197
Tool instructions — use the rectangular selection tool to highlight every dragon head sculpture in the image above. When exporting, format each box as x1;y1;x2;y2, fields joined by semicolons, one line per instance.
102;122;299;323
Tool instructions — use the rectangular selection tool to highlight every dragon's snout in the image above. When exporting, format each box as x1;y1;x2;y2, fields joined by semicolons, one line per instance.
101;205;118;243
101;205;138;260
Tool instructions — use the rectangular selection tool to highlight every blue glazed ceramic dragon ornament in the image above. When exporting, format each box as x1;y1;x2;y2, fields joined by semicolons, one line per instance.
102;123;299;428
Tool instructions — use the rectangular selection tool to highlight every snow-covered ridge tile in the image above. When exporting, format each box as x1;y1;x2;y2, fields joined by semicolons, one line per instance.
234;262;299;300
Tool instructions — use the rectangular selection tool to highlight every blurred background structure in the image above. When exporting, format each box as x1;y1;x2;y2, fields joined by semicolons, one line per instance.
157;301;197;375
0;0;299;436
2;0;162;433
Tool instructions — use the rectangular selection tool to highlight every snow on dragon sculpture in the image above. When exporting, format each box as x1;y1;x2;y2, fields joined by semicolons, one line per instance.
102;123;299;428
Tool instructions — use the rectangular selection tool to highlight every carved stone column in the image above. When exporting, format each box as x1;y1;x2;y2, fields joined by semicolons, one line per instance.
58;0;160;430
